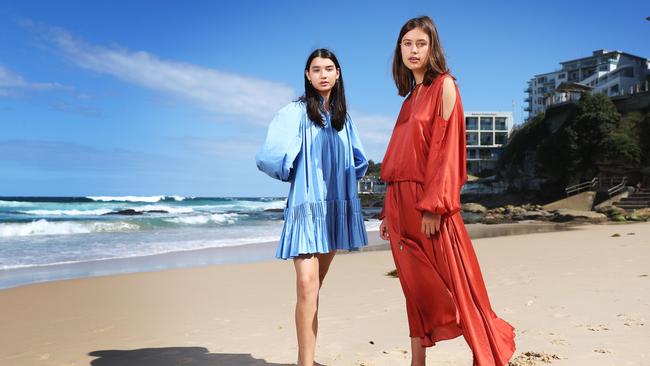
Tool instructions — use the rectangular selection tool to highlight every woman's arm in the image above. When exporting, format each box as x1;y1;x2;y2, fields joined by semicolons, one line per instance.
416;76;466;219
441;77;457;120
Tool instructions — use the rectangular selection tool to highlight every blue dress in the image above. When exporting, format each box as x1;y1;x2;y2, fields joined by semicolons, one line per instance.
256;100;369;259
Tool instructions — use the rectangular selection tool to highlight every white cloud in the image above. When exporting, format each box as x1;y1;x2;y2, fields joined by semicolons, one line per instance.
28;22;295;124
0;65;67;95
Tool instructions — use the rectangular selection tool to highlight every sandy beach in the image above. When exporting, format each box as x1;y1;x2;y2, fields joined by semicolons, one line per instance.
1;222;649;366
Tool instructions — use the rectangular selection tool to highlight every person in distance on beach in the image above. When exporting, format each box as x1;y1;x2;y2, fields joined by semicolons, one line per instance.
378;16;516;366
256;48;369;366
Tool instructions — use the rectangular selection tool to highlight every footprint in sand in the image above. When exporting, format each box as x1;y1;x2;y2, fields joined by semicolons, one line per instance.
594;348;611;354
546;332;568;346
617;313;646;327
587;324;609;331
508;351;561;365
381;348;408;356
38;353;50;361
549;338;568;346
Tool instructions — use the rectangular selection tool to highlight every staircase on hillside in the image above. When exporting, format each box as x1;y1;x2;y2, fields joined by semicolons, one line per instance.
615;190;650;210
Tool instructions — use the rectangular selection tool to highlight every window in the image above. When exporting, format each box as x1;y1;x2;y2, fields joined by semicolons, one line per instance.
479;149;493;159
495;132;508;145
495;117;507;130
480;132;493;146
465;117;478;130
583;69;595;78
558;73;566;79
480;117;493;130
466;149;477;159
466;132;479;145
622;68;634;77
610;84;619;95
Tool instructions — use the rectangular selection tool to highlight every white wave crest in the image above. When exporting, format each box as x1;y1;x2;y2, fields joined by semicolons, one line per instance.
132;205;194;214
164;213;241;225
21;209;114;216
0;219;140;237
169;195;189;201
0;200;35;208
87;195;165;202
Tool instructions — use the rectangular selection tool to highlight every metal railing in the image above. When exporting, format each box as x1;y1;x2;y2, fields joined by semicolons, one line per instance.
607;177;628;197
565;177;598;196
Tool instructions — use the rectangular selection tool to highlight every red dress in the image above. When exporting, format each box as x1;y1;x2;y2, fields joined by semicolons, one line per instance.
380;73;516;365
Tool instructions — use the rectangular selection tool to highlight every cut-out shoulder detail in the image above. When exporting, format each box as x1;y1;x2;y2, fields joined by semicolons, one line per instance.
441;76;456;121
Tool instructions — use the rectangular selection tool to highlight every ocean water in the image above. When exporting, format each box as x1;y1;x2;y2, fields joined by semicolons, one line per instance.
0;196;380;272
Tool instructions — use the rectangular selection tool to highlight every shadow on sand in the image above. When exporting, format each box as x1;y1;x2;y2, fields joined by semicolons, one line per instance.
89;347;294;366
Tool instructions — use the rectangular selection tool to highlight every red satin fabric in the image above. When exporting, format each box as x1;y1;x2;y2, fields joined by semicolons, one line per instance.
380;74;516;365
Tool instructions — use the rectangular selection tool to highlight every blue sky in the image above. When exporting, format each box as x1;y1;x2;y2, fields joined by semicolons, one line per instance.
1;0;648;197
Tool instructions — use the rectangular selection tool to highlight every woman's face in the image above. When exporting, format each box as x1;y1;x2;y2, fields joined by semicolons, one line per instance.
400;27;430;73
306;57;340;94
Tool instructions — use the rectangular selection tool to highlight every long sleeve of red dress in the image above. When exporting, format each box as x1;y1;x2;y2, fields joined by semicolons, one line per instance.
415;81;467;216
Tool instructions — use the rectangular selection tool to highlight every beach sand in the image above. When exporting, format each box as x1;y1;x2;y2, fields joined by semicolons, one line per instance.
1;222;649;365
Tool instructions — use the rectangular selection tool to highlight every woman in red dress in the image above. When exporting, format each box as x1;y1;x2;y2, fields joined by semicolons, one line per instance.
379;16;516;366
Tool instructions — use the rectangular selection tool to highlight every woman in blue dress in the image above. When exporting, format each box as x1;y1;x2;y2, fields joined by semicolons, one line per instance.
256;48;369;366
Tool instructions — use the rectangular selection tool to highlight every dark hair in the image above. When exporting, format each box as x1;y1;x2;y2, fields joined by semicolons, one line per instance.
392;16;449;97
299;48;347;131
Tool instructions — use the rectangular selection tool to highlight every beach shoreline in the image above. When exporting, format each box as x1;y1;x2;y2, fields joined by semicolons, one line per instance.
1;221;578;290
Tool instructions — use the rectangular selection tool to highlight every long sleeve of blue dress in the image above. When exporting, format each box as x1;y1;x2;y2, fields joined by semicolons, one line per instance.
255;102;304;182
347;115;369;180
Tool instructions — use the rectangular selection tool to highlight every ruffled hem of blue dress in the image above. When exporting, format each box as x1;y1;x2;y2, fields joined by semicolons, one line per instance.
276;198;368;260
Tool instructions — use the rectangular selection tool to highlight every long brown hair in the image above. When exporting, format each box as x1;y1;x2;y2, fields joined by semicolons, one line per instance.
392;16;449;97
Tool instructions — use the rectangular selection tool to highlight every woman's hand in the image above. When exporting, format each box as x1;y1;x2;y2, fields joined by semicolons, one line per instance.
421;211;441;238
379;220;390;240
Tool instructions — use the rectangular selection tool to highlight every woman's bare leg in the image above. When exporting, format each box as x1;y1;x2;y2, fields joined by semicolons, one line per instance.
293;251;336;366
410;337;426;366
314;251;336;343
